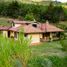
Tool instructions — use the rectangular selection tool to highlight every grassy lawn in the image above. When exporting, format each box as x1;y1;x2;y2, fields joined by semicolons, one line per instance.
29;41;67;67
31;41;67;57
0;18;12;26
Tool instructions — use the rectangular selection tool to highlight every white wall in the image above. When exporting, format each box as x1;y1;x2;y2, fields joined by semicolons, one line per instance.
3;31;8;37
27;34;42;43
15;24;21;27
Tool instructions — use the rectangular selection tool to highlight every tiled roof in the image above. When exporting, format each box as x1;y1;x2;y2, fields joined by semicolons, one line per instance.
9;25;42;33
0;21;64;33
0;26;11;31
9;26;18;32
39;22;64;32
22;25;42;33
8;19;34;24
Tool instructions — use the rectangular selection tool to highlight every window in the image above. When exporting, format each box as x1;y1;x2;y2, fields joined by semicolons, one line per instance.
32;24;37;27
24;34;28;37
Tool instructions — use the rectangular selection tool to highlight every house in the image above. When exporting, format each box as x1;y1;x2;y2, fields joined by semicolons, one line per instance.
0;20;64;44
38;21;64;41
8;24;42;43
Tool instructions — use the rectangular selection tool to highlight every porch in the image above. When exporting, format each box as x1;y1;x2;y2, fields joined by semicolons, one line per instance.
40;32;60;42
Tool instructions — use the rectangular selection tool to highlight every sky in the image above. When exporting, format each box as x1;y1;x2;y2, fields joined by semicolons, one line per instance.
55;0;67;2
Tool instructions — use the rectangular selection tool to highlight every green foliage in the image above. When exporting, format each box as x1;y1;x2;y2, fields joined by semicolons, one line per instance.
60;39;67;51
24;13;34;21
0;1;66;22
64;8;67;21
28;56;52;67
6;1;21;18
0;33;31;67
48;56;67;67
45;3;65;23
0;33;67;67
0;18;12;26
28;56;67;67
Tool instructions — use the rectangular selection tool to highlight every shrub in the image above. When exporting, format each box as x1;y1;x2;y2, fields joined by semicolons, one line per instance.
60;39;67;51
0;33;31;67
24;13;35;21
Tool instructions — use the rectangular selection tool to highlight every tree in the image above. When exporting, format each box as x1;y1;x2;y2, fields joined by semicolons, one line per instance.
44;2;65;23
24;13;35;21
6;1;21;18
44;2;54;22
52;6;65;22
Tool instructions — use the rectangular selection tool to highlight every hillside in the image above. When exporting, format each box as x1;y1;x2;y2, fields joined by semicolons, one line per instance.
1;0;66;6
0;18;12;26
0;0;66;5
0;0;61;5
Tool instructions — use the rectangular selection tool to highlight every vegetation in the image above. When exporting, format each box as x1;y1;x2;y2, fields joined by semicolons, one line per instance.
24;13;35;21
0;18;11;26
28;56;67;67
0;0;67;67
0;33;67;67
29;41;67;67
0;1;67;23
60;39;67;51
0;33;31;67
31;41;67;57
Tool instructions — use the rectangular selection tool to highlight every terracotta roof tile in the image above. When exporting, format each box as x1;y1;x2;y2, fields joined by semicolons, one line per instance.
0;26;11;31
39;23;64;32
9;24;43;33
9;26;18;32
9;19;34;24
8;21;64;33
22;25;42;33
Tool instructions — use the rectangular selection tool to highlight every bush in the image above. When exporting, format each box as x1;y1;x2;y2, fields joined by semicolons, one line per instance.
0;33;31;67
60;39;67;51
24;13;35;21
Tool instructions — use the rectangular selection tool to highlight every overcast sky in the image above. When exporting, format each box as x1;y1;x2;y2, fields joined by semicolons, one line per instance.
54;0;67;2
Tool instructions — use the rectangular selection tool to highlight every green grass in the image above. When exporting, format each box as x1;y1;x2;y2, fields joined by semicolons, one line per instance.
29;41;67;67
31;41;67;57
0;34;67;67
0;18;12;26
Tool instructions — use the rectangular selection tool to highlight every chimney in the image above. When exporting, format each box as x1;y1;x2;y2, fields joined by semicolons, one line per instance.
45;20;49;32
46;20;49;25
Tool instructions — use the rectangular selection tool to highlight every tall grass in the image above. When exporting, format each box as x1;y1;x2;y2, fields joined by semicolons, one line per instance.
0;33;31;67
